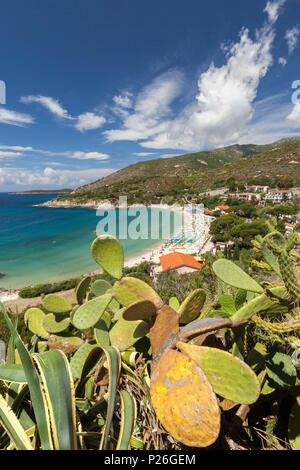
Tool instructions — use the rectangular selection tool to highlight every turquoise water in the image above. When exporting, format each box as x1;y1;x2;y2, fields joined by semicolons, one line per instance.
0;193;176;289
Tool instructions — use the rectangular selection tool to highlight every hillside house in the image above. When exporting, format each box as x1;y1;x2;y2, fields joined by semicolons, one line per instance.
228;193;261;202
247;185;269;193
265;190;293;203
159;252;203;274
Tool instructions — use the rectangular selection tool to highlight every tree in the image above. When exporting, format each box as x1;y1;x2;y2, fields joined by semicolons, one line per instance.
278;175;293;189
210;214;241;242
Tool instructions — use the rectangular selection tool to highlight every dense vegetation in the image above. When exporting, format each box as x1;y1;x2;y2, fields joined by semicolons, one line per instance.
0;224;299;451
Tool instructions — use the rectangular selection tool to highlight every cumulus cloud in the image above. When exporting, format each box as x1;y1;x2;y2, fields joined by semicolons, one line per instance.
285;26;300;54
0;108;34;126
104;70;184;143
264;0;286;24
0;167;114;189
104;11;277;151
133;152;156;157
113;92;133;109
75;112;106;132
278;57;287;66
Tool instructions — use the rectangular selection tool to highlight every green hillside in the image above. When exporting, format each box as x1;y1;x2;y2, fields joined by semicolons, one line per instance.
53;139;300;206
75;138;300;193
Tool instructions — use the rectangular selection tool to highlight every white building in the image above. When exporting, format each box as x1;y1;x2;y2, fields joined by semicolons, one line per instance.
265;190;293;203
228;193;261;202
247;185;269;193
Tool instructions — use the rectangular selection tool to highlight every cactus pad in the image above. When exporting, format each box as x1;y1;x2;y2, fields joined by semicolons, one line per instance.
150;349;220;448
91;235;124;279
123;299;156;321
213;259;264;293
76;276;91;304
112;277;163;309
91;279;112;297
288;396;300;450
109;317;150;351
94;311;111;348
177;343;260;404
72;293;112;330
42;314;70;333
169;297;180;311
42;294;72;313
47;335;83;354
24;308;50;339
178;289;206;324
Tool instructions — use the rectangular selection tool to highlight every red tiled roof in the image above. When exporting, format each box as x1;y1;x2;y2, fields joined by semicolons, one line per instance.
160;252;203;271
216;205;230;210
269;190;291;193
204;210;214;215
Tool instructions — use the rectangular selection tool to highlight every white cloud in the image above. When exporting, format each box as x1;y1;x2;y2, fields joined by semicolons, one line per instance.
285;26;300;54
264;0;286;24
133;152;156;157
113;92;133;109
69;151;110;160
0;167;114;189
20;95;72;119
102;2;285;151
278;57;287;66
0;151;22;158
286;104;300;129
75;112;106;132
104;70;184;143
0;107;34;126
0;145;34;151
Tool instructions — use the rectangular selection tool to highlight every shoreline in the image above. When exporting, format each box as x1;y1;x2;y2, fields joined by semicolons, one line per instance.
0;203;212;301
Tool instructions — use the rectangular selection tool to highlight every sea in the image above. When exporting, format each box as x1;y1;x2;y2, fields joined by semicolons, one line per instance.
0;193;177;289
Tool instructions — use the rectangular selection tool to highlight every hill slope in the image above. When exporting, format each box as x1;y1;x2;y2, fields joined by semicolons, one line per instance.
50;138;300;206
75;138;300;193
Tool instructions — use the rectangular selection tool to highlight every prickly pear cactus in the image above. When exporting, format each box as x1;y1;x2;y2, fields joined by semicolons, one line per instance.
42;294;72;313
150;349;221;448
91;234;124;279
178;289;206;324
42;314;70;334
24;307;50;339
177;343;260;404
71;293;112;330
213;259;264;294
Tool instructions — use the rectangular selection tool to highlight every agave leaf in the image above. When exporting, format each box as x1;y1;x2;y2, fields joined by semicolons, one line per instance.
33;350;77;450
0;395;33;450
91;235;124;280
116;390;136;450
0;364;26;384
99;347;121;450
0;302;53;450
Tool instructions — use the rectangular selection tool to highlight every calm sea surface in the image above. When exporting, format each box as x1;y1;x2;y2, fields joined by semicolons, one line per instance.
0;193;174;288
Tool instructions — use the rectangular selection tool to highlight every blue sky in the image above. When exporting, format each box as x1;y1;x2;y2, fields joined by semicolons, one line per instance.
0;0;300;190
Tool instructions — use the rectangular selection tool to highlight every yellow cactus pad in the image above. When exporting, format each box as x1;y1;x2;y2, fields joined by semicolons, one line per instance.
150;350;220;448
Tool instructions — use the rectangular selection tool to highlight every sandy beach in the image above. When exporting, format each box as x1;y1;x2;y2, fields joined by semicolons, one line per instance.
0;203;213;303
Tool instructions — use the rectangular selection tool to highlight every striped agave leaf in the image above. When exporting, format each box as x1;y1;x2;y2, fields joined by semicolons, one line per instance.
116;390;136;450
99;346;121;450
0;395;33;450
0;302;53;450
33;350;77;450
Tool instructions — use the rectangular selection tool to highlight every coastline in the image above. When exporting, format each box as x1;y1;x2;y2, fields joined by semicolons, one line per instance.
0;201;213;302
